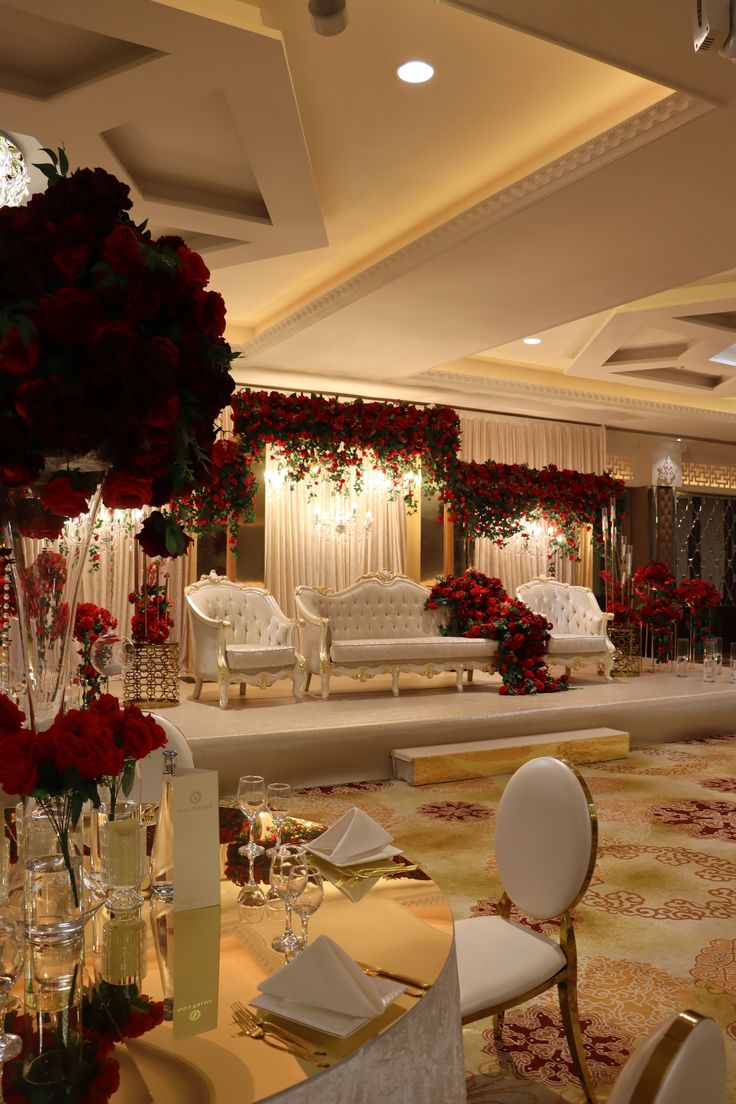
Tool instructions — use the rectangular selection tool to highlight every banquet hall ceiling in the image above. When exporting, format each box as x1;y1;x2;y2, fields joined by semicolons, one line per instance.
5;0;736;437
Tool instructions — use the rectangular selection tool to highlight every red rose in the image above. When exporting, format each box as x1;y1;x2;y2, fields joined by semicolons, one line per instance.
39;475;91;518
39;288;102;347
0;328;39;377
81;1056;120;1104
176;245;210;287
53;241;89;284
0;730;38;796
0;694;25;733
118;712;166;760
16;499;66;540
102;472;153;510
103;224;142;275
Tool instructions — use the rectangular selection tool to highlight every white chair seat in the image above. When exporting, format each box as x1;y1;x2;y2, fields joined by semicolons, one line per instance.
546;634;608;655
226;643;296;670
330;636;497;664
455;915;566;1017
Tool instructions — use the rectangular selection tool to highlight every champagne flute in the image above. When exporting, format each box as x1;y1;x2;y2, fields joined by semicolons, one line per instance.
237;775;266;860
269;845;306;954
289;864;323;951
0;917;23;1068
266;783;291;854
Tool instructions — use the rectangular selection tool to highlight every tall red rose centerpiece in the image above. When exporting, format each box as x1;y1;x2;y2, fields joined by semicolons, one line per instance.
0;149;235;728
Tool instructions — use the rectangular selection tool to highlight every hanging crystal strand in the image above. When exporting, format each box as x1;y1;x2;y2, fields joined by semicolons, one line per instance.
150;750;177;902
0;545;13;697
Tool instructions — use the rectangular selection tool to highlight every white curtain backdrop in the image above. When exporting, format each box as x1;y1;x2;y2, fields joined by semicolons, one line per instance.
265;456;407;616
459;412;605;594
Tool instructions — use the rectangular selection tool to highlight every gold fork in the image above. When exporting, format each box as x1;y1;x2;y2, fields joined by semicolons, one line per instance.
232;1002;329;1065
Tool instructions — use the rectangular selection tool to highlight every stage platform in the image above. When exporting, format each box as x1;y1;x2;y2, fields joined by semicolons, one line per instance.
148;668;736;793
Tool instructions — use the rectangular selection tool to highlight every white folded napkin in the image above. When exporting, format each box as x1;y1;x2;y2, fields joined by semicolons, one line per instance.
257;935;384;1017
308;807;394;866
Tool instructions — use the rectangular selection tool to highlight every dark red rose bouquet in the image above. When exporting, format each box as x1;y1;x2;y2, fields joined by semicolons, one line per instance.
0;148;236;551
73;603;117;706
170;436;257;548
129;575;174;646
675;577;721;650
441;461;625;562
426;569;569;695
632;561;676;663
0;693;166;902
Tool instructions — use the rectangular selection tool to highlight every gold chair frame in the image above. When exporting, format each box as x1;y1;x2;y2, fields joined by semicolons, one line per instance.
629;1010;707;1104
461;760;599;1104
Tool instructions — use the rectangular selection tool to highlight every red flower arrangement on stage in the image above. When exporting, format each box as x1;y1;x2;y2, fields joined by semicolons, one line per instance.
675;576;721;650
426;569;569;695
129;575;173;645
0;148;235;553
442;461;625;561
231;389;461;500
73;602;117;706
630;561;722;661
170;436;257;548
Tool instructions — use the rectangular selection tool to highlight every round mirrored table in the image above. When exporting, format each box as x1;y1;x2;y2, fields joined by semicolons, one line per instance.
105;845;465;1103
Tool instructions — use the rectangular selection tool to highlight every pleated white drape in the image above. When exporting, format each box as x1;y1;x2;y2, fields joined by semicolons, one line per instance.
264;455;407;616
459;412;605;594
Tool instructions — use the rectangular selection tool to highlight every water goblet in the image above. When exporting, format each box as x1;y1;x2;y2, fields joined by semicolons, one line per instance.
237;775;266;861
269;845;306;955
237;854;266;924
0;917;24;1066
290;864;324;951
266;783;291;854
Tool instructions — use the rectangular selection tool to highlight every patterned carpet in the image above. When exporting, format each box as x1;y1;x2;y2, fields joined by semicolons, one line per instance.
293;735;736;1103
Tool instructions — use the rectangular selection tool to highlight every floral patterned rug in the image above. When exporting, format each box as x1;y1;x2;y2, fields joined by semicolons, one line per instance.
293;735;736;1103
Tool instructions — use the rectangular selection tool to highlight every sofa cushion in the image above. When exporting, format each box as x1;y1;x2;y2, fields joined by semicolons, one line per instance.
330;636;497;664
546;634;607;656
226;644;296;671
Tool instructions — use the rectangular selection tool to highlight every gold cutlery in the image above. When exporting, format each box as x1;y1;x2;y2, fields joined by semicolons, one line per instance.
357;962;431;992
231;1001;329;1066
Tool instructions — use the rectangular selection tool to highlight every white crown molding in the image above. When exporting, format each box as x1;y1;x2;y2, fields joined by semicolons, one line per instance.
242;90;710;358
420;367;736;424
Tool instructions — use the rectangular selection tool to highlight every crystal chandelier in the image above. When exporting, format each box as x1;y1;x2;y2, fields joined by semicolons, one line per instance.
0;134;29;208
312;504;373;538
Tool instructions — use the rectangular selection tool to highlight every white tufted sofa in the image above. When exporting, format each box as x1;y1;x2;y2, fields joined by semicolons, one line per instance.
185;572;305;708
516;577;614;681
295;571;498;699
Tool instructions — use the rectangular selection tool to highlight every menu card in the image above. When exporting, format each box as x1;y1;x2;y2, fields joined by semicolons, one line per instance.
171;767;220;912
172;905;221;1039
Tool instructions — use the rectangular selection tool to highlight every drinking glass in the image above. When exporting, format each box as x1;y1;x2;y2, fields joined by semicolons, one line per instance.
731;644;736;685
237;775;266;860
269;845;306;954
704;636;722;679
266;783;291;854
0;917;23;1063
237;854;266;924
290;864;324;951
703;654;717;683
675;638;689;678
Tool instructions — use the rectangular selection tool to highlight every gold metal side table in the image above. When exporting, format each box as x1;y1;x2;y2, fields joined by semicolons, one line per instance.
609;624;641;678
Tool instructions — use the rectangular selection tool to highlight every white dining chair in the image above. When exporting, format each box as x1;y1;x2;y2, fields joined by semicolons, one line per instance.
607;1010;725;1104
140;712;194;804
455;756;598;1103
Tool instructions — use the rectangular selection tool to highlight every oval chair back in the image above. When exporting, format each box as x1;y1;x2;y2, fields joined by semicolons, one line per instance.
495;756;597;920
607;1011;725;1104
140;713;194;804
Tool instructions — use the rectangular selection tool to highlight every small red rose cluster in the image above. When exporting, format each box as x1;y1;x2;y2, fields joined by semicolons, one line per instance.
0;693;165;800
129;582;174;645
442;462;625;562
73;602;117;706
0;150;235;554
426;569;569;695
631;561;721;659
171;437;257;548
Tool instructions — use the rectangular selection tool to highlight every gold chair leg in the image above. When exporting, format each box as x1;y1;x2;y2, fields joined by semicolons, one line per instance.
492;1010;505;1040
558;977;596;1104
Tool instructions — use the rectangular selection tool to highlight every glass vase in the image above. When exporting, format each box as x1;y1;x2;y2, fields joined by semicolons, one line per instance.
0;467;105;732
23;929;83;1087
24;854;83;944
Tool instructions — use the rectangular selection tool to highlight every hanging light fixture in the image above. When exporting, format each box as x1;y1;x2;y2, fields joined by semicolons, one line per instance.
308;0;347;36
0;134;29;208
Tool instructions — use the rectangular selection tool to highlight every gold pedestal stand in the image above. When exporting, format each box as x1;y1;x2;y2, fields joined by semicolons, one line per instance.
609;625;641;678
123;642;180;705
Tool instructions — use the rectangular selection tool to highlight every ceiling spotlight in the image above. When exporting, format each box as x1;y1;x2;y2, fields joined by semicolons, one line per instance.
308;0;347;36
397;60;435;84
523;336;542;345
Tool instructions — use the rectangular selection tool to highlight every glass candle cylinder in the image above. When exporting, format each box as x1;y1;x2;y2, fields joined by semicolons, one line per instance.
102;910;147;989
675;638;689;678
730;643;736;685
100;802;145;911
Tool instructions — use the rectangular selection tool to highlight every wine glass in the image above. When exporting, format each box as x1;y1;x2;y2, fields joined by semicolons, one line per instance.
237;775;266;860
237;852;266;924
0;917;23;1065
266;783;291;854
269;845;306;954
290;864;323;951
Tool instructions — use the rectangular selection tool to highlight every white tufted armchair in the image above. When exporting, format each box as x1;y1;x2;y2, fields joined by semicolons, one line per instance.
295;571;497;699
516;578;614;681
185;572;305;708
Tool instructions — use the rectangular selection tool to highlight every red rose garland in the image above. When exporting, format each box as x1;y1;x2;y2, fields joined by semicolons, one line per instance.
426;569;569;695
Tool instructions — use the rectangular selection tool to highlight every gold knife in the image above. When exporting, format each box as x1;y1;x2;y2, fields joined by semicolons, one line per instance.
357;962;431;990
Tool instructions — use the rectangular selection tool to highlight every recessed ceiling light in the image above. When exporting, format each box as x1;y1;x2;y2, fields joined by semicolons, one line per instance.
396;60;434;84
523;336;542;345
